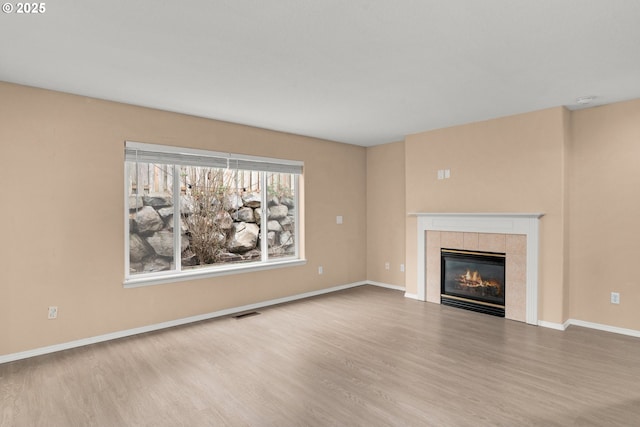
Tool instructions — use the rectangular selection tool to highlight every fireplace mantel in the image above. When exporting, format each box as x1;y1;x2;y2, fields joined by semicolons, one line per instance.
410;212;544;325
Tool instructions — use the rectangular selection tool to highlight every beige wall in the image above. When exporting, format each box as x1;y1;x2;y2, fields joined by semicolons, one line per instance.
366;141;405;287
569;99;640;330
0;82;367;355
3;80;639;357
404;108;570;324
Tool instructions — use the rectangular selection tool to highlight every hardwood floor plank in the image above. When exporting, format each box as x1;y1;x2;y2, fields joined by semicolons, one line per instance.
2;285;640;426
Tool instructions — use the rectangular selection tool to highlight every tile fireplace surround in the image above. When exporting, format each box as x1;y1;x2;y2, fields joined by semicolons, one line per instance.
410;213;544;325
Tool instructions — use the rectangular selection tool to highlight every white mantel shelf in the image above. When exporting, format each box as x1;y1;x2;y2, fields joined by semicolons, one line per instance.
408;212;544;219
411;212;544;325
409;212;544;217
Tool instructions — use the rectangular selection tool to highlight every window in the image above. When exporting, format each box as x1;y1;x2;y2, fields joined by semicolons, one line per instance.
124;141;304;287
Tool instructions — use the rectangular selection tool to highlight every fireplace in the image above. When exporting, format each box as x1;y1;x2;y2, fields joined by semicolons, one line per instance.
411;212;543;325
441;248;505;317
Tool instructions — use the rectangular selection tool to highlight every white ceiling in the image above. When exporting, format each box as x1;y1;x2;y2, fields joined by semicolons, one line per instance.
2;0;640;146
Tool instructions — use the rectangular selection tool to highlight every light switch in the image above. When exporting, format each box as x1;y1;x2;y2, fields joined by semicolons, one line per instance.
336;215;343;224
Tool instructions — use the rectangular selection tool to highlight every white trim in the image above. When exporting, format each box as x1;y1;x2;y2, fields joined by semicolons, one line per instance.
366;281;405;292
0;281;367;365
260;172;269;260
408;212;545;219
538;320;569;331
172;164;182;272
124;259;307;288
124;160;131;278
538;318;640;338
567;319;640;339
410;212;543;325
404;292;420;300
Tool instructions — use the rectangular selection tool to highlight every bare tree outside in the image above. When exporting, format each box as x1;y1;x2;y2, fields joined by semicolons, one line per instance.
181;166;235;266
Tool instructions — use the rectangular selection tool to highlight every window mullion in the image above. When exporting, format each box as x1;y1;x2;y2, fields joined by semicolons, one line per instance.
261;172;268;262
294;175;299;259
173;164;182;272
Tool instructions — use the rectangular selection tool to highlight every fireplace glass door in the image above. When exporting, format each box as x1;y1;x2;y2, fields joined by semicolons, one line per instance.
441;249;505;317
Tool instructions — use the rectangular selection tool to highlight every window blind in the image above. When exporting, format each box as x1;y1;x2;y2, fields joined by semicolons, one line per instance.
125;141;303;174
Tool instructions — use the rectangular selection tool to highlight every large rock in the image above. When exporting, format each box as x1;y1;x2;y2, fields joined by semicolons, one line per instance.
254;208;262;223
279;231;294;247
268;205;288;220
236;207;255;223
280;216;295;231
130;233;152;262
280;196;295;208
267;195;279;206
146;231;188;257
159;208;189;233
143;193;172;208
224;193;243;211
228;222;259;253
242;192;261;208
128;195;144;210
167;217;188;234
213;231;227;245
267;220;282;231
157;207;174;219
267;231;276;247
133;206;164;234
215;211;234;230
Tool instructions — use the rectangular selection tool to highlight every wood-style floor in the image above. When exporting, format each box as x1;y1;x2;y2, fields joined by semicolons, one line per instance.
2;285;640;427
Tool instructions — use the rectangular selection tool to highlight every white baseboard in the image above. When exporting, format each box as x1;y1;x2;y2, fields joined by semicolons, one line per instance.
0;281;367;365
404;292;420;300
567;319;640;338
366;281;405;292
538;318;640;338
538;320;570;331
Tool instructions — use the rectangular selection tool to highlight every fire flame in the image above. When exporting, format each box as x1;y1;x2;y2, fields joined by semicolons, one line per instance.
457;269;501;293
463;270;482;283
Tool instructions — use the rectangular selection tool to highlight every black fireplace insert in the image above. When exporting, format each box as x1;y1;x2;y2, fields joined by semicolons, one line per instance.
441;248;505;317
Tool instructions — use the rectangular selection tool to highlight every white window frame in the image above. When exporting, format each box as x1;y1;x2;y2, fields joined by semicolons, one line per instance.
124;141;305;288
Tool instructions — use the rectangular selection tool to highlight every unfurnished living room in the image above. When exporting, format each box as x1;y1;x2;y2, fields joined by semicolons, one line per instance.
2;1;640;426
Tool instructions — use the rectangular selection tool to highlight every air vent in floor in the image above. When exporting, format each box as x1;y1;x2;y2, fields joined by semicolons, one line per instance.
232;311;261;319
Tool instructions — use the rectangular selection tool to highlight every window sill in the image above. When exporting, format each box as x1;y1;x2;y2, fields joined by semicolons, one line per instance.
124;258;307;288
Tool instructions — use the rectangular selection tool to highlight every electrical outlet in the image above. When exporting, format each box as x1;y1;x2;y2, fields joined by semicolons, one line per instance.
318;266;323;275
48;306;58;319
400;264;405;272
385;262;390;270
611;292;620;304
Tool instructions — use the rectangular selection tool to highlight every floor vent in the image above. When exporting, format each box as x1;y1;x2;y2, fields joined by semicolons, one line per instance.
232;311;261;319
